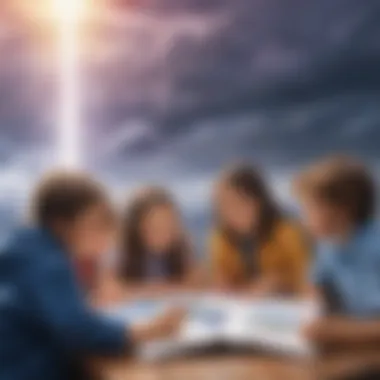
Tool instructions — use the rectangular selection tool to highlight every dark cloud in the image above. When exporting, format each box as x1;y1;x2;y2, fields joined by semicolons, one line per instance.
1;0;380;239
81;0;380;174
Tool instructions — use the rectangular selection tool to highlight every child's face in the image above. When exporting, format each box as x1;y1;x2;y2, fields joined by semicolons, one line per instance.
299;197;345;239
215;183;260;235
140;204;180;255
64;204;115;260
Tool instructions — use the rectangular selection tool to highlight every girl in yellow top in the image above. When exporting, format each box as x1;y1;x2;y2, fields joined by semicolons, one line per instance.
210;164;310;296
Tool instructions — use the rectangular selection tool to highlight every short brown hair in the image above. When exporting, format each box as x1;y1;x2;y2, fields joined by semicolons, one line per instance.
294;156;376;225
32;171;112;227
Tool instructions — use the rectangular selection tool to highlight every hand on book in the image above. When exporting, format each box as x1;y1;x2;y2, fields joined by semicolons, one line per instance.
130;307;186;344
302;318;335;344
152;307;187;338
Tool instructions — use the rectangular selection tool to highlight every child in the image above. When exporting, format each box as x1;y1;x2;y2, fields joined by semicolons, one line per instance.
210;164;310;295
111;186;198;299
0;172;184;380
294;156;380;380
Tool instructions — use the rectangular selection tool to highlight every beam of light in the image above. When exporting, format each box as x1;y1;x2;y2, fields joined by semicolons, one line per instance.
54;0;85;168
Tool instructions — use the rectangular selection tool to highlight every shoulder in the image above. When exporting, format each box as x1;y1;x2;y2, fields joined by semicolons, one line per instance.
209;229;223;245
347;222;380;257
2;227;69;276
209;229;233;255
360;222;380;259
0;228;38;263
209;229;229;246
273;218;305;242
364;221;380;244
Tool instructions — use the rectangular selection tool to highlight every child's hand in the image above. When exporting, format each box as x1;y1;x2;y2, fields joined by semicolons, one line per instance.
130;307;186;344
302;320;318;341
303;318;334;344
151;307;187;338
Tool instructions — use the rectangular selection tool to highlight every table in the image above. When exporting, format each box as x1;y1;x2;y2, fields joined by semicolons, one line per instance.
93;287;315;379
96;355;313;380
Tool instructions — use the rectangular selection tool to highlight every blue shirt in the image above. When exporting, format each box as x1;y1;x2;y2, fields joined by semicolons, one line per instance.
312;222;380;317
0;227;128;380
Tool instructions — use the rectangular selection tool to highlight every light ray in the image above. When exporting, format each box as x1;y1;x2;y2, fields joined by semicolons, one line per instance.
54;0;85;168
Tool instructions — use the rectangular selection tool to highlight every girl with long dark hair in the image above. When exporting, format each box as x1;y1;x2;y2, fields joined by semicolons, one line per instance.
210;164;310;295
114;186;198;297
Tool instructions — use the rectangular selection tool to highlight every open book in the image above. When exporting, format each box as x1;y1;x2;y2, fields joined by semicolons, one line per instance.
106;294;319;361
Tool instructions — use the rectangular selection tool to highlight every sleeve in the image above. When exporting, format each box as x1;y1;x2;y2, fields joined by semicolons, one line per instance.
25;257;129;356
343;253;380;318
209;232;235;287
348;287;380;318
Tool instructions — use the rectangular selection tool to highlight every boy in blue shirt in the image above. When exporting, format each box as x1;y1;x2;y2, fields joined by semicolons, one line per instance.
295;157;380;380
0;172;184;380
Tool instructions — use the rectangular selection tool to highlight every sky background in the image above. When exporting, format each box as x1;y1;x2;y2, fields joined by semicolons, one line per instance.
1;0;380;243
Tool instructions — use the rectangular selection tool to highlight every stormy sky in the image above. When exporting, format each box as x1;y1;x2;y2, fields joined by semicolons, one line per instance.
1;0;380;238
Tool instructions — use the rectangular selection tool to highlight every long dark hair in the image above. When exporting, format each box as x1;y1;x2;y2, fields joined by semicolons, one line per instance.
118;187;189;282
217;164;281;246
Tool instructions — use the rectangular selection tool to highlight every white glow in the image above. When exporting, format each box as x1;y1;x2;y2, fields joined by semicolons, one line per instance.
54;0;84;168
54;0;85;24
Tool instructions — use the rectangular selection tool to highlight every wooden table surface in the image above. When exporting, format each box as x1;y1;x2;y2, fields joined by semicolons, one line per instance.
97;355;313;380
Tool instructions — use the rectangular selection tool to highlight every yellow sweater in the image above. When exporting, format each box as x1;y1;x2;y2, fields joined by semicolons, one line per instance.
209;219;310;294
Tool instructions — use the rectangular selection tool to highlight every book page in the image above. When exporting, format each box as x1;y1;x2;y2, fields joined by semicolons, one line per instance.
225;299;318;356
104;295;319;360
105;294;230;360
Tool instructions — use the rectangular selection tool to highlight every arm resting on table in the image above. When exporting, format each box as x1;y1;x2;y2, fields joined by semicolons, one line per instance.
316;349;380;380
307;317;380;346
27;260;129;356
